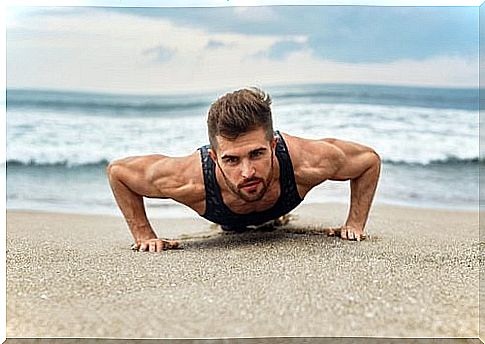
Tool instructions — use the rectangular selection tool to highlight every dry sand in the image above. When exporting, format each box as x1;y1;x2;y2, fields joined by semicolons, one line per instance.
6;203;480;339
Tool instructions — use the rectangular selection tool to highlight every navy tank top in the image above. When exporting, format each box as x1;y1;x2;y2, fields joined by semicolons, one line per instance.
198;131;303;227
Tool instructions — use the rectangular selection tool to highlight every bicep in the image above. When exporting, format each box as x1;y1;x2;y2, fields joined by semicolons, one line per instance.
325;139;380;181
107;155;172;198
296;139;379;184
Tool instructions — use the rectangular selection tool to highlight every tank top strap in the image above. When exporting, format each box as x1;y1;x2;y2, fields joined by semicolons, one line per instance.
274;130;302;209
198;145;229;220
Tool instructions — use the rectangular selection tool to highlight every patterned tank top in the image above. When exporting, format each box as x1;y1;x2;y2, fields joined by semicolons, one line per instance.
198;131;303;227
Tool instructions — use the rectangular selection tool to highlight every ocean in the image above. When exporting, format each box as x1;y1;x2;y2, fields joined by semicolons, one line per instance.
6;84;480;218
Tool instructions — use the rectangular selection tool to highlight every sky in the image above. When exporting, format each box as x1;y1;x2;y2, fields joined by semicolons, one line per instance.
6;5;479;94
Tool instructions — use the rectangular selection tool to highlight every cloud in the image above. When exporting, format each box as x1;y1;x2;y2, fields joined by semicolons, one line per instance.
232;6;279;22
303;7;478;63
255;40;308;60
204;39;234;49
6;7;478;94
143;45;176;62
101;6;478;64
243;50;478;91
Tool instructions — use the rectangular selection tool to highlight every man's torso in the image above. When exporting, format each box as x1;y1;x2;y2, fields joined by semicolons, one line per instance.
154;132;330;221
197;131;303;226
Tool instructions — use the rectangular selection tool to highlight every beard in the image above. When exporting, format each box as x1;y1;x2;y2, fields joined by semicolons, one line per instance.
218;151;275;203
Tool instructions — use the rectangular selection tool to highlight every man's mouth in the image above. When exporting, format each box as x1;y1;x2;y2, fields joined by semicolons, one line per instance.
239;180;262;192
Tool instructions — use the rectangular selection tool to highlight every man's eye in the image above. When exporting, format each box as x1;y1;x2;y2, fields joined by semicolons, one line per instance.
224;157;238;164
251;151;264;158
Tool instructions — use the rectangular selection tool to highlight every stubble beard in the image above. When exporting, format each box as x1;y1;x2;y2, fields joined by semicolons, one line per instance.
218;151;275;203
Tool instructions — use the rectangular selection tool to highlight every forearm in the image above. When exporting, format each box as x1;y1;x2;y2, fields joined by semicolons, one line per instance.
108;170;157;242
345;154;381;230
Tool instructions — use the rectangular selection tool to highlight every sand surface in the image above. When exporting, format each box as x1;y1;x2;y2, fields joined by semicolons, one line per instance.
6;203;480;338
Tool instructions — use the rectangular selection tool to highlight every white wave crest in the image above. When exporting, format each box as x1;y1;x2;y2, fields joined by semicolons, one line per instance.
7;102;478;166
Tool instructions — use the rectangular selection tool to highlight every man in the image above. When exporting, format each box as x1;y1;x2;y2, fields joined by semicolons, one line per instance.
107;87;381;253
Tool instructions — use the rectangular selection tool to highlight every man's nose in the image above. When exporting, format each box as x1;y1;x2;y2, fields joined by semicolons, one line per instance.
241;160;256;179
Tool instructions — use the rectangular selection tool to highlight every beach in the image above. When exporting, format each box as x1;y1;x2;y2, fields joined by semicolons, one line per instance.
6;203;479;339
5;5;481;343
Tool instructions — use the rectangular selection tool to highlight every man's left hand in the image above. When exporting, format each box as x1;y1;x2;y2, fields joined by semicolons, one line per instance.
340;224;365;241
131;238;181;252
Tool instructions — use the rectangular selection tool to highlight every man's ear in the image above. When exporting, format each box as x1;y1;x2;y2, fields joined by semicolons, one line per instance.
271;136;279;150
208;148;217;162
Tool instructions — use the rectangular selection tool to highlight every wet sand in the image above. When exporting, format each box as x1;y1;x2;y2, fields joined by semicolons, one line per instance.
6;203;479;338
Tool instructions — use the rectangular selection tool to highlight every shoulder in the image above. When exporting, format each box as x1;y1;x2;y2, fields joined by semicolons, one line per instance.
280;133;345;171
148;152;205;200
280;132;346;188
109;153;198;181
281;133;380;185
145;152;201;181
109;151;205;202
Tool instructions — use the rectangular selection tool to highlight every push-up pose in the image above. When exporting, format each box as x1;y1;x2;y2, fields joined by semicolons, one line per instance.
107;87;381;252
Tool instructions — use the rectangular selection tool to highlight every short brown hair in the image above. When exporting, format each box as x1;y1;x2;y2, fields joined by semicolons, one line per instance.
207;87;274;150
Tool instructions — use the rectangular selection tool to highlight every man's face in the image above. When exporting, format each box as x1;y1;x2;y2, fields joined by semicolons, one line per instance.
210;127;277;202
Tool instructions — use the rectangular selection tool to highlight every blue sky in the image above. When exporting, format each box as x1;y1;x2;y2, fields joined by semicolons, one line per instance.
6;5;479;93
108;6;477;63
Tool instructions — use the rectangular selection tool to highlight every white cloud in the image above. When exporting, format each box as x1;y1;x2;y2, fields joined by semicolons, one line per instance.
232;6;279;21
6;9;478;94
248;51;478;88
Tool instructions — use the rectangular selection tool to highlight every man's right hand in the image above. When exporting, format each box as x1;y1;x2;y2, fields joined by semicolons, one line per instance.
131;238;181;253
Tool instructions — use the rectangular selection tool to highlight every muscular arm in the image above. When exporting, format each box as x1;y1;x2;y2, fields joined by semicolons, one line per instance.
290;135;381;240
106;154;202;251
325;139;381;240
